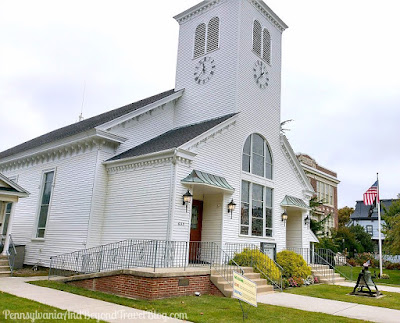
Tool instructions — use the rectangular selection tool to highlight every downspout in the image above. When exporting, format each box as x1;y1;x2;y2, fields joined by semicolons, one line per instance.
166;149;178;241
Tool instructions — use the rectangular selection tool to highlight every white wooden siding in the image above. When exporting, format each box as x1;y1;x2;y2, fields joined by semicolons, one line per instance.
2;148;99;266
201;194;223;244
101;163;172;244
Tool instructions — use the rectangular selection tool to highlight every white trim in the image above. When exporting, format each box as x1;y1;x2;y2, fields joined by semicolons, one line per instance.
0;130;125;169
0;173;29;196
33;168;56;240
301;163;340;184
181;114;238;151
280;135;314;194
96;90;184;131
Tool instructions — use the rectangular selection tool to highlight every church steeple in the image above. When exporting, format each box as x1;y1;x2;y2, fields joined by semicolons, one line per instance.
172;0;287;128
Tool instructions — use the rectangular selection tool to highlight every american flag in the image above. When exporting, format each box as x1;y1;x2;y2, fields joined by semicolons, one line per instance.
363;181;379;205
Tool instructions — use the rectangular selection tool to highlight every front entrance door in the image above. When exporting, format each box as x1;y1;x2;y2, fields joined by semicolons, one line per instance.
189;200;203;263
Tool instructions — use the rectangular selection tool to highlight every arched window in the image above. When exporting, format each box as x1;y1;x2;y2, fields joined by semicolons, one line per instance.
252;20;262;56
194;23;206;59
242;133;272;179
241;134;273;237
207;17;220;52
263;28;271;64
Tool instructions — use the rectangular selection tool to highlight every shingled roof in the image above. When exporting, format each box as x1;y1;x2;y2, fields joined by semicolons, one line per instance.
350;199;399;220
107;113;237;161
0;89;176;160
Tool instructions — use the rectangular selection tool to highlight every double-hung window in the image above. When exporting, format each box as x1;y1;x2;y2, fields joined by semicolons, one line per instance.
36;171;54;238
241;180;273;237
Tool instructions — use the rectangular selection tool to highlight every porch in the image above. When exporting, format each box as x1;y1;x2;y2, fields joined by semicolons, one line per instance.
0;173;29;276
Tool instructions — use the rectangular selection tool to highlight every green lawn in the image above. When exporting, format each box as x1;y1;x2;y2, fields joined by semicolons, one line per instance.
30;280;367;323
285;284;400;310
0;291;100;322
336;266;400;285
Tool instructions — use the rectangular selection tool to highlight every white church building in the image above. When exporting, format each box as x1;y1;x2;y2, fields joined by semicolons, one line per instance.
0;0;317;268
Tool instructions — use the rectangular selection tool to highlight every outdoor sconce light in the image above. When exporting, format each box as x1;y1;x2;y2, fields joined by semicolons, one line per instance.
304;215;310;226
227;199;236;219
182;190;193;213
281;211;288;225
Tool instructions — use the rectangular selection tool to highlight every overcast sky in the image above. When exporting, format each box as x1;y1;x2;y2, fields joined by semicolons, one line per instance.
1;0;399;208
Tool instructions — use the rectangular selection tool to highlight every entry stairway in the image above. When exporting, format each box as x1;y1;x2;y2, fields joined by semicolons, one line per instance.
0;255;11;277
210;266;274;297
311;264;346;284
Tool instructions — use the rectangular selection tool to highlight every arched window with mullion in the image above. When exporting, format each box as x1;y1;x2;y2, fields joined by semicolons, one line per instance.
242;133;273;180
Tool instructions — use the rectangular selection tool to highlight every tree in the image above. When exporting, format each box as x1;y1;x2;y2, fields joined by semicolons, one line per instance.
349;225;374;253
382;199;400;254
333;227;362;257
309;196;331;237
338;206;354;228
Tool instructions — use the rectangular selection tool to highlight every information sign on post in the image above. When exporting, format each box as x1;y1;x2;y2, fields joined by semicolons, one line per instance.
232;271;257;307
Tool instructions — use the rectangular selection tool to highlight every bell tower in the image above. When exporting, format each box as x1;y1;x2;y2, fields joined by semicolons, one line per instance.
172;0;287;129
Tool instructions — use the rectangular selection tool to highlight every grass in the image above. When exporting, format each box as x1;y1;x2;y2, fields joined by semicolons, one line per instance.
0;291;101;322
29;280;367;323
285;284;400;310
336;266;400;285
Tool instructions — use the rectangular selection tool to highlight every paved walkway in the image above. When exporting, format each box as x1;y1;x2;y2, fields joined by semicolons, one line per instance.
258;292;400;323
0;277;183;322
2;276;400;322
337;281;400;294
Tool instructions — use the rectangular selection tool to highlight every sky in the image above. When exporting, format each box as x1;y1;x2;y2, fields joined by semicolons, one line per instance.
0;0;399;208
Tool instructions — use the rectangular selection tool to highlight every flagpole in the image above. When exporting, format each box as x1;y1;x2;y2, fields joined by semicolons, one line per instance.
377;173;383;277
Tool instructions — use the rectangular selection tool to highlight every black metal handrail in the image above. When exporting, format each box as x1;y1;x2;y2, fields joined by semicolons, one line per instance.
7;234;17;276
317;248;353;281
210;243;244;287
49;240;221;277
224;243;283;291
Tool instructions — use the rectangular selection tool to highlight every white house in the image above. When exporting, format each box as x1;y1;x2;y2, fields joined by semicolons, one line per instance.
0;0;317;268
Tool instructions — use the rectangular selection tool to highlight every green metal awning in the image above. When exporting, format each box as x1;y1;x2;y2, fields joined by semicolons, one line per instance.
181;170;234;193
280;195;310;210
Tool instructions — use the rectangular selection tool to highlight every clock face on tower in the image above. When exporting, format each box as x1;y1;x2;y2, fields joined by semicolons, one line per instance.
253;60;269;89
194;56;216;84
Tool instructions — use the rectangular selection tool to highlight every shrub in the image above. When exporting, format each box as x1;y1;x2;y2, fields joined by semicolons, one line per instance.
276;250;311;279
347;258;357;267
288;277;303;287
380;274;390;279
232;248;281;282
353;253;378;267
386;263;400;270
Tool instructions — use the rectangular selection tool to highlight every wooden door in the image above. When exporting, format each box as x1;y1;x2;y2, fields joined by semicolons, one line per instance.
189;200;203;262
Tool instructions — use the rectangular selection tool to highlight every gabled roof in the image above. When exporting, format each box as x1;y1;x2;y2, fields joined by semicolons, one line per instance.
350;199;399;220
0;173;29;197
0;89;176;160
107;113;236;161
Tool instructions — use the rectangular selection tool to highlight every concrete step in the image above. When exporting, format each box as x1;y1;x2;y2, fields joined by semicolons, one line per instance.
0;271;11;277
257;285;274;293
0;260;9;266
0;265;10;270
311;264;330;270
243;272;261;280
319;277;346;284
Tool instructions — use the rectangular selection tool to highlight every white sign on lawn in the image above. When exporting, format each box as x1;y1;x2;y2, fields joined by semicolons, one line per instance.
232;271;257;307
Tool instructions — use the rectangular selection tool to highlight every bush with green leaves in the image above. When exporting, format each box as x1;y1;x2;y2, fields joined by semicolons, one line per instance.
232;248;281;282
276;250;311;279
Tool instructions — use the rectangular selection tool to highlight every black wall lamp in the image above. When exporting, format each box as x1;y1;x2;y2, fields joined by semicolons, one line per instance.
281;211;288;225
304;215;310;226
182;190;193;213
228;199;236;218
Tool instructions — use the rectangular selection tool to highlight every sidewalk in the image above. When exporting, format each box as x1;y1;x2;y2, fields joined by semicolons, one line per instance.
0;277;183;322
337;281;400;294
258;292;400;323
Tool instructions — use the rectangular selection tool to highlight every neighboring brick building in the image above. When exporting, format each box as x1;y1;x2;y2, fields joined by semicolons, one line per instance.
297;154;340;236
